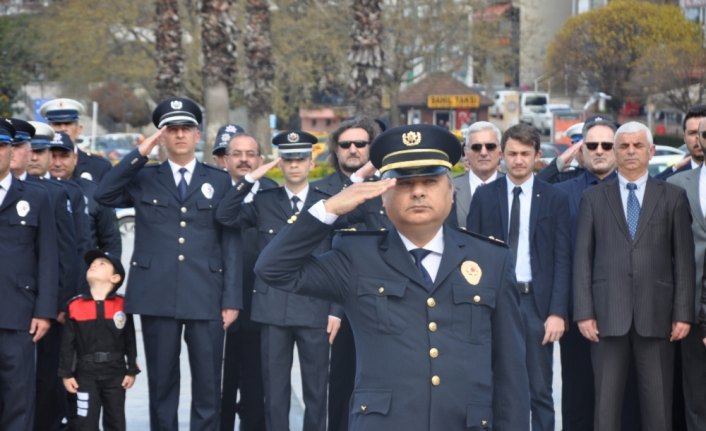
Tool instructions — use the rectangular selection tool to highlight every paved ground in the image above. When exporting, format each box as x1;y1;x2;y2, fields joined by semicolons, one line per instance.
118;217;564;430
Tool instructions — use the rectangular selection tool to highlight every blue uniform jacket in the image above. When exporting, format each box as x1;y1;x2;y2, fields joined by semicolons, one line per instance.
254;211;529;431
467;176;571;320
215;179;343;327
93;149;240;319
0;176;59;329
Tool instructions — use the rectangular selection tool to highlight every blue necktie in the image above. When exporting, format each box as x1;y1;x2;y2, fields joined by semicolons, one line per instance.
626;183;640;240
291;195;300;215
178;167;188;201
410;248;433;291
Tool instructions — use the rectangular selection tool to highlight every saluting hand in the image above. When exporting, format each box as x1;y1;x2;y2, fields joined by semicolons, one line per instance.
353;161;378;180
137;127;166;158
248;157;281;181
324;178;396;216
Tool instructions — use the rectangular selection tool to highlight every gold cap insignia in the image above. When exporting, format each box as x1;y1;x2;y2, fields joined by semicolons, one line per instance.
402;131;422;146
461;261;482;285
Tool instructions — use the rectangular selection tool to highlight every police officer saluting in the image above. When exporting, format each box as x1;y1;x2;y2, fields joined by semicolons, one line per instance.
94;97;240;431
254;124;529;430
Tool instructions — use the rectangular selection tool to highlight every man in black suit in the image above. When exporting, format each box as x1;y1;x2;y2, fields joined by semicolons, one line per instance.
253;124;529;430
574;121;695;431
216;131;342;431
655;104;706;181
220;131;275;431
467;123;571;431
311;117;387;431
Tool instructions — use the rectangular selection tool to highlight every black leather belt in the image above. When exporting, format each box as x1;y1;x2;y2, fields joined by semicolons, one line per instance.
517;281;533;294
80;352;123;363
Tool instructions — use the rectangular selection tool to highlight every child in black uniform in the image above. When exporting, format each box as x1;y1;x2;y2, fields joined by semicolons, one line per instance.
59;250;139;431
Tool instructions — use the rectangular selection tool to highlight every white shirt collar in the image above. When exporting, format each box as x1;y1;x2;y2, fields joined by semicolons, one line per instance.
398;227;444;256
506;174;534;195
0;172;12;191
617;171;649;189
285;184;309;203
168;158;197;176
469;171;497;190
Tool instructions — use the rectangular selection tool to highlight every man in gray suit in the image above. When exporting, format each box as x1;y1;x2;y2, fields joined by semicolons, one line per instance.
453;121;502;227
574;121;695;431
667;117;706;431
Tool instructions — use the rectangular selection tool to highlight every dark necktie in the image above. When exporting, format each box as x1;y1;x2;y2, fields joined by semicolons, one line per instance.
626;183;640;240
177;167;188;202
508;186;522;255
410;248;433;291
291;195;300;215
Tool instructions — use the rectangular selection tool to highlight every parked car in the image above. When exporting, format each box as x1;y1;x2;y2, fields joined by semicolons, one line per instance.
653;144;685;157
520;104;573;135
94;133;147;163
649;154;683;176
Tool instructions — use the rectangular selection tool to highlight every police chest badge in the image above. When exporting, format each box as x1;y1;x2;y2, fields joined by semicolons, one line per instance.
201;183;214;199
80;172;93;181
461;261;482;285
113;311;126;330
16;200;30;217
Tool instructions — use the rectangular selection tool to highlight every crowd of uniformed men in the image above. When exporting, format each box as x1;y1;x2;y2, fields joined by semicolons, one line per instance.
2;94;706;431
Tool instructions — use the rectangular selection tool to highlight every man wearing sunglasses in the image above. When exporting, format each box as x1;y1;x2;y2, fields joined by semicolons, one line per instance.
655;105;706;180
453;121;502;228
554;115;619;431
667;116;706;431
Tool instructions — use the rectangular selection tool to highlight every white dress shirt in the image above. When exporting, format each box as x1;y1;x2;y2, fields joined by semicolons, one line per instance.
398;228;444;282
0;173;11;207
468;171;498;198
285;185;309;213
507;175;534;283
168;158;197;187
699;167;706;219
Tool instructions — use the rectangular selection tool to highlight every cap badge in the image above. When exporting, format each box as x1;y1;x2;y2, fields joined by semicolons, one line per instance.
220;133;230;142
170;100;183;110
402;131;422;147
201;182;214;199
113;311;126;330
50;134;63;145
225;125;238;133
287;132;299;143
16;200;30;218
461;260;482;285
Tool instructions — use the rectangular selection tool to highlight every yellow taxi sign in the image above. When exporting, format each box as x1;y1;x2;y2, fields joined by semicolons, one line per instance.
427;94;480;109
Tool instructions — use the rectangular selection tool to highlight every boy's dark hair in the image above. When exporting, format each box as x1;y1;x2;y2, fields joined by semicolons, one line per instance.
84;250;125;290
501;123;541;153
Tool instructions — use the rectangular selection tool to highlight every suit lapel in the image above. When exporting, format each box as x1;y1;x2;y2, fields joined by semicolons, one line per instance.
433;226;467;290
156;162;182;201
496;177;509;239
529;179;542;242
455;174;471;215
184;162;208;201
684;168;706;231
380;230;428;289
277;188;295;218
0;176;22;213
604;180;631;240
633;179;661;243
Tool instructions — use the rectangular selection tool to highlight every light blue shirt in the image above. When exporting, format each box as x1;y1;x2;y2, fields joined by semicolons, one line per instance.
507;175;533;283
168;158;197;186
617;172;648;217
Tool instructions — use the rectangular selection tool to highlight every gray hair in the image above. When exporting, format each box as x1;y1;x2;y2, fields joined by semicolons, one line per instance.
615;121;653;146
465;121;501;146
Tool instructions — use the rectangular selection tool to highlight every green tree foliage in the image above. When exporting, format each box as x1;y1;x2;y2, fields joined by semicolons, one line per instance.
0;14;36;116
547;0;702;112
33;0;156;97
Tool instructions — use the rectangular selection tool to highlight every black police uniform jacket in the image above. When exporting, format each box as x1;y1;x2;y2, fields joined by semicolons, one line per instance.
254;211;530;431
215;179;343;327
58;293;139;379
93;149;241;318
74;149;112;184
0;176;59;329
